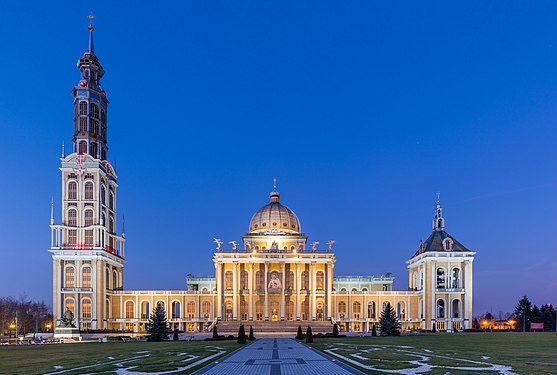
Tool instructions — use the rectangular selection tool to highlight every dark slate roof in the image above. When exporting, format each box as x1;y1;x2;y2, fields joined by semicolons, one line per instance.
412;230;472;258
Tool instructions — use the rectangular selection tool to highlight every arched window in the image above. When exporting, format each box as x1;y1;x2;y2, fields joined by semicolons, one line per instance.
65;266;75;288
444;238;453;251
255;270;264;290
89;141;98;157
362;288;368;292
452;299;461;318
187;301;195;319
351;288;358;292
302;298;309;320
109;190;114;210
353;301;361;319
240;270;248;290
113;270;118;290
437;299;445;318
397;301;406;320
68;209;77;227
202;301;211;319
101;108;106;124
338;301;346;319
106;268;111;290
286;270;295;290
109;217;115;234
79;140;87;154
301;270;309;290
68;181;77;200
316;271;324;290
436;267;446;289
225;271;233;290
91;104;99;119
141;301;150;319
65;298;75;314
82;299;92;319
125;301;134;319
101;185;106;205
172;301;181;319
105;299;111;320
156;301;165;311
79;101;88;115
367;301;376;319
82;267;92;288
84;182;94;200
452;268;461;288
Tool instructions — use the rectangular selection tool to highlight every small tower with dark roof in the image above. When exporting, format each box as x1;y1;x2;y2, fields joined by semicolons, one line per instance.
406;195;475;332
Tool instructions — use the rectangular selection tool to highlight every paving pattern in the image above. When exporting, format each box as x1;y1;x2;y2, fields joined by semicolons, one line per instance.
193;338;364;375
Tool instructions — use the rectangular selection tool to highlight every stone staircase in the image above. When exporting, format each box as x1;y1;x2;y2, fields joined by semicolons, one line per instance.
214;320;333;335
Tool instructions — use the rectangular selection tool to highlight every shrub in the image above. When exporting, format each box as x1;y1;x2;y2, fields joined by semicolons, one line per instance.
306;326;313;343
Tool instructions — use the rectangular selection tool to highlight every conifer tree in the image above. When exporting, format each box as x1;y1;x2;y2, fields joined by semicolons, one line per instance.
371;324;377;336
173;328;179;341
212;325;219;339
378;302;401;336
146;302;169;341
248;325;255;341
296;326;303;340
514;295;532;332
306;326;313;343
332;323;339;336
237;324;247;344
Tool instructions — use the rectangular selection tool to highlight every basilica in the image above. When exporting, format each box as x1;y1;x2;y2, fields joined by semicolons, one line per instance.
50;20;475;335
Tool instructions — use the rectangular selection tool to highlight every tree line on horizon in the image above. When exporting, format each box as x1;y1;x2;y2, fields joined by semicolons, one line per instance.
0;296;53;337
474;295;556;332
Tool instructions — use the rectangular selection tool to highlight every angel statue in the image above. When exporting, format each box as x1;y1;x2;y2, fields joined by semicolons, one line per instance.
327;240;336;252
213;238;223;251
311;241;320;251
229;241;238;251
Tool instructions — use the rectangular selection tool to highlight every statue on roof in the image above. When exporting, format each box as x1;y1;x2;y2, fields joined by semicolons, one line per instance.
213;238;223;251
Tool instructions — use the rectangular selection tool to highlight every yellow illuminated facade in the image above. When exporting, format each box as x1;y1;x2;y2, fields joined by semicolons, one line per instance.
50;19;475;335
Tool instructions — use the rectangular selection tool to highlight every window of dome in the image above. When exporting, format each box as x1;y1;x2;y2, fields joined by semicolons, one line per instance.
254;224;258;229
262;223;266;227
283;223;288;227
272;222;277;227
291;224;295;228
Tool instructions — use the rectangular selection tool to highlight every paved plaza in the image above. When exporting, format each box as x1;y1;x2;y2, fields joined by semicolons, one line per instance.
193;338;364;375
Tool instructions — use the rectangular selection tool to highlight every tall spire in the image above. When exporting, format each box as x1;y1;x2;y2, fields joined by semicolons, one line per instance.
50;197;55;225
87;11;95;54
432;192;445;231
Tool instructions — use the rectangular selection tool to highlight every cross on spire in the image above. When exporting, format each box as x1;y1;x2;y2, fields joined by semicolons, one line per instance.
87;11;95;30
273;178;277;191
437;191;441;203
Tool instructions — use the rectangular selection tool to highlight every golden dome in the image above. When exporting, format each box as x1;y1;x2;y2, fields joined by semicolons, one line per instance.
249;189;301;234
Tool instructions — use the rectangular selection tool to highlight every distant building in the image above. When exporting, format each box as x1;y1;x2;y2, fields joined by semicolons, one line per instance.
50;19;475;334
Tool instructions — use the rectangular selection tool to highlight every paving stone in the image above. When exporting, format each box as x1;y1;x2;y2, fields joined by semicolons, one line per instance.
192;338;364;375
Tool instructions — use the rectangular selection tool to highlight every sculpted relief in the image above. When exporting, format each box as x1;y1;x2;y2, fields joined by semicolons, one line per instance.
268;272;282;289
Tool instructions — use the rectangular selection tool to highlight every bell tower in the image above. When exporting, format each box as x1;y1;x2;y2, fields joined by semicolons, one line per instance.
50;14;125;331
72;11;109;160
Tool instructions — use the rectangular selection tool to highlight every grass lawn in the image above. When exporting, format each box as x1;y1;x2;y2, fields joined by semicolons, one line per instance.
308;332;557;374
0;340;241;374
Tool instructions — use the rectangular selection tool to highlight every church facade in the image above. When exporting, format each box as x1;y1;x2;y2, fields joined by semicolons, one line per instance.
50;21;475;334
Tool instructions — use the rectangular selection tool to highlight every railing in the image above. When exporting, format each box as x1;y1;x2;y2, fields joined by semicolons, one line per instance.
436;288;464;293
61;287;93;292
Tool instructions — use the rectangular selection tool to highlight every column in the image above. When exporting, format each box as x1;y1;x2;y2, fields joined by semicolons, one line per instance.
233;262;238;320
296;263;301;320
248;263;253;321
216;262;222;320
431;262;436;330
326;262;333;319
264;262;269;320
464;261;471;329
311;262;316;320
280;263;286;320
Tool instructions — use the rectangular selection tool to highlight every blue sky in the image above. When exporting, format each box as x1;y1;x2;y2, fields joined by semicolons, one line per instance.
0;1;556;315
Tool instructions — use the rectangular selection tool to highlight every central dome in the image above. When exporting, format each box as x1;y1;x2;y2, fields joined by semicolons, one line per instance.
248;189;301;234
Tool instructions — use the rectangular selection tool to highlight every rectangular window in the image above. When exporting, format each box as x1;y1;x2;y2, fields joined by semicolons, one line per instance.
85;230;93;246
68;229;77;245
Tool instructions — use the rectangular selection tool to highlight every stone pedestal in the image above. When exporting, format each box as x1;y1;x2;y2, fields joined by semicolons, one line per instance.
54;327;81;340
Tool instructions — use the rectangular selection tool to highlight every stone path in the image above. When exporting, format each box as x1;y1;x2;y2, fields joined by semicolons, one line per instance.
192;338;364;375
